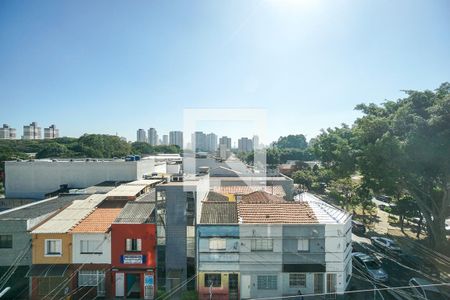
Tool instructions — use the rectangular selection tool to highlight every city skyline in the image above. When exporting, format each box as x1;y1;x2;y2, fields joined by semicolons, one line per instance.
1;1;449;143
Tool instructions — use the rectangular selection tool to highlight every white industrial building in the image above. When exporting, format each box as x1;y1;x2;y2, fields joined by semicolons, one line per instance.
4;158;167;199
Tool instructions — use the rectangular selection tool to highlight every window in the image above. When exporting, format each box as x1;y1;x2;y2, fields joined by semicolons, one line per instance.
209;238;226;250
80;240;102;254
0;235;12;248
326;274;337;293
289;273;306;288
251;239;273;251
204;273;221;287
298;239;309;252
257;275;277;290
45;239;62;256
126;238;142;251
78;270;105;286
38;277;66;296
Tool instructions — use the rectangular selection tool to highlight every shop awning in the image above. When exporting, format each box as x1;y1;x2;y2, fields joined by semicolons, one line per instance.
26;264;69;277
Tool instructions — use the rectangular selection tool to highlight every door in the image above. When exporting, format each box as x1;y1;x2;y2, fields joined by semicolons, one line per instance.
241;275;251;299
314;273;324;294
115;272;125;297
228;274;239;300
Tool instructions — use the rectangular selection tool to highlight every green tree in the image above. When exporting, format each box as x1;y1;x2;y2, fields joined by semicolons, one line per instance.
274;134;308;149
354;83;450;249
35;143;72;159
292;169;314;190
313;125;357;178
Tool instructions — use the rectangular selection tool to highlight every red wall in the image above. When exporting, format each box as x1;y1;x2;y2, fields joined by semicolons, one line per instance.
111;223;157;269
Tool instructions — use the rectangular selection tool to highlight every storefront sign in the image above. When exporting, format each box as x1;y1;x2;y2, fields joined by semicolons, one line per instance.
121;254;145;264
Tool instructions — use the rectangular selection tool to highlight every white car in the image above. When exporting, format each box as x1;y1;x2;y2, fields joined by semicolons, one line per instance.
370;237;402;255
409;277;449;300
352;252;389;282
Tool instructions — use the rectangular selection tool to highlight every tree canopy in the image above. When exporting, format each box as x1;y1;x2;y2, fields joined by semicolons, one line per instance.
273;134;308;149
312;82;450;249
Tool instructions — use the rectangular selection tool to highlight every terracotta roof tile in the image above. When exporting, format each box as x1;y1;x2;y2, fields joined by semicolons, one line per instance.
240;191;287;204
237;202;318;224
213;185;286;198
71;207;123;233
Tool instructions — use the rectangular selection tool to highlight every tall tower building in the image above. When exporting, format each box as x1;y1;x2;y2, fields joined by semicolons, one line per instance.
44;124;59;139
22;122;41;140
148;128;158;146
162;134;169;145
169;131;183;148
219;136;232;150
137;129;147;142
0;124;16;140
206;133;218;152
238;137;253;152
192;131;207;152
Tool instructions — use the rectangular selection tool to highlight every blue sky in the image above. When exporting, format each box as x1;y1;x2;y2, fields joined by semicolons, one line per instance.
0;0;449;144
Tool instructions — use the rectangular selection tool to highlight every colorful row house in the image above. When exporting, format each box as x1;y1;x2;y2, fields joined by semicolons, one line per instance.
27;179;160;299
111;201;157;299
29;194;106;299
197;192;352;300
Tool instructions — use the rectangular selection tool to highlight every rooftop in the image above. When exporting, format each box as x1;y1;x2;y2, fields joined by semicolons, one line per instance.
200;201;238;224
0;194;91;220
106;185;148;198
212;185;286;198
240;191;287;204
206;191;229;202
125;179;161;186
70;202;125;233
114;201;155;224
237;202;318;224
32;194;106;233
295;193;351;224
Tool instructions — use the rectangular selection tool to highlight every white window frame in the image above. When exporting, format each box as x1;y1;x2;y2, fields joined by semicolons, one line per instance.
80;240;102;254
126;238;142;252
257;275;277;290
45;239;62;257
289;273;307;288
209;238;226;250
297;239;309;252
251;239;273;251
78;270;106;295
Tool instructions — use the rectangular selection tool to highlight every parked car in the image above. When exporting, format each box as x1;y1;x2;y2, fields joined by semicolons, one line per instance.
400;254;440;278
352;252;389;282
408;277;449;300
370;237;402;256
352;220;366;235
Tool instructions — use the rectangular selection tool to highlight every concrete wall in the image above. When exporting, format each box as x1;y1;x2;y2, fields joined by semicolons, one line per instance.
0;220;31;266
72;233;111;264
5;159;159;199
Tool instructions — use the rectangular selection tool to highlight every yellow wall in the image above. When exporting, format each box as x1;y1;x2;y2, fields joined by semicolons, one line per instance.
32;233;72;264
197;272;240;290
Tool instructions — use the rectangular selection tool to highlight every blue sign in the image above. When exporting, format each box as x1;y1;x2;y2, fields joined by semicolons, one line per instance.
145;274;154;286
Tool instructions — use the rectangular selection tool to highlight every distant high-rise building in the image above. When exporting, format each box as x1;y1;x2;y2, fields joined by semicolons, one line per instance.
22;122;41;140
206;133;218;152
0;124;16;140
137;129;147;143
162;134;169;145
148;128;158;146
252;135;260;150
169;131;183;148
44;124;59;139
238;137;253;152
192;131;207;152
219;136;232;150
